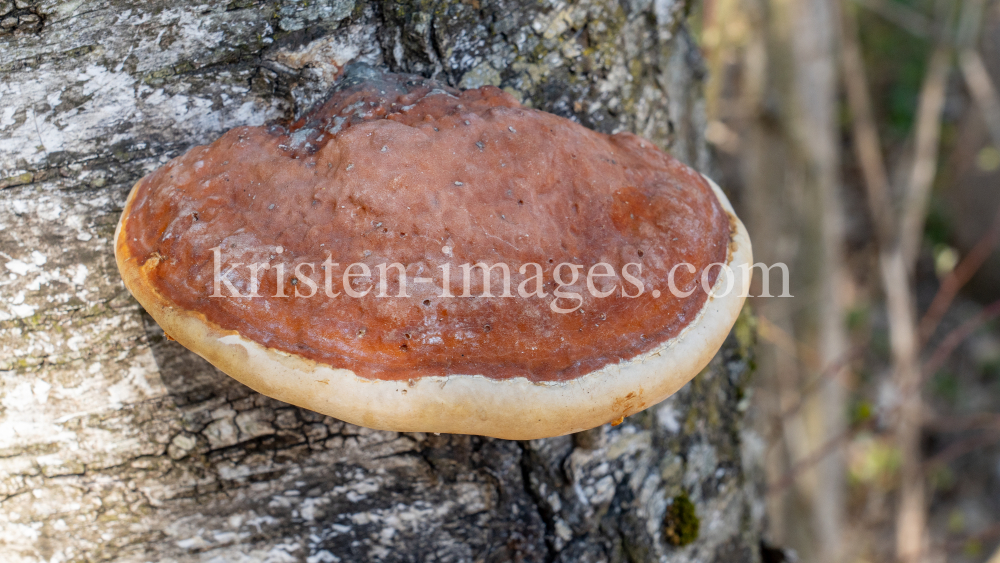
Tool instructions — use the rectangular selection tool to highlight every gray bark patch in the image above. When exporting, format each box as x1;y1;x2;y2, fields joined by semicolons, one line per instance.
0;0;761;560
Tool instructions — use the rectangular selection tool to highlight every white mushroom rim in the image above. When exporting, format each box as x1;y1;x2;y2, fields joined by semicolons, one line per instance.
115;175;753;440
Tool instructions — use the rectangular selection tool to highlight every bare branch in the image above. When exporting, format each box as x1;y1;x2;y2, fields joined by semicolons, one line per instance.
839;1;956;559
899;46;951;267
923;428;1000;469
919;204;1000;343
958;49;1000;148
923;298;1000;379
840;2;896;245
766;421;873;497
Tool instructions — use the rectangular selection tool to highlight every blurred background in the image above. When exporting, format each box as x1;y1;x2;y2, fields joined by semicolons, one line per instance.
696;0;1000;560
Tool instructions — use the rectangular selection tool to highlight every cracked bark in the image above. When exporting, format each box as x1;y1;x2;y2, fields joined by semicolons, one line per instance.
1;0;763;561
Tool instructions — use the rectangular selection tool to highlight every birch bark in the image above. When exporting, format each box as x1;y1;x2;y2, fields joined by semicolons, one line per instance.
0;1;761;560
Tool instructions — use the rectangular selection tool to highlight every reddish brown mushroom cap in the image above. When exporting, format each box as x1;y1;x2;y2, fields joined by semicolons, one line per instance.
115;64;752;439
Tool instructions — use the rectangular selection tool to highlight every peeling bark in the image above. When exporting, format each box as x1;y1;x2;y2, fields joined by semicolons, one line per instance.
0;1;762;561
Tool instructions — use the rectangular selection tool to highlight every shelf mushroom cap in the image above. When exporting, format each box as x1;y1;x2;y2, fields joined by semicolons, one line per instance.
115;64;753;440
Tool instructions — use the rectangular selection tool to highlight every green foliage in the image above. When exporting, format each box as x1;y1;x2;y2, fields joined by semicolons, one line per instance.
963;539;983;559
979;357;1000;385
930;370;959;404
663;492;700;547
847;435;902;485
856;1;932;142
870;328;892;361
846;305;870;333
928;464;956;492
849;398;874;426
923;197;953;248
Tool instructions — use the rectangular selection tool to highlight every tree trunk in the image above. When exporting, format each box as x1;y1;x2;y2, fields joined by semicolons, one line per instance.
0;1;762;560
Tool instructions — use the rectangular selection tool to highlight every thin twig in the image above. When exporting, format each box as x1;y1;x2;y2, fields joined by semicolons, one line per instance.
958;49;1000;146
923;428;1000;470
767;299;1000;510
840;0;955;559
923;298;1000;378
776;347;864;424
909;43;1000;344
757;316;818;368
899;46;951;267
766;420;874;496
918;205;1000;343
758;315;863;424
923;411;1000;433
840;5;896;245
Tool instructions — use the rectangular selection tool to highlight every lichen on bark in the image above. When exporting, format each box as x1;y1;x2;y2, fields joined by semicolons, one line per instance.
0;0;761;561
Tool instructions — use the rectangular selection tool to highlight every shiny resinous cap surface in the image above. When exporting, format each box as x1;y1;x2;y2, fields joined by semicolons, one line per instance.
121;63;731;384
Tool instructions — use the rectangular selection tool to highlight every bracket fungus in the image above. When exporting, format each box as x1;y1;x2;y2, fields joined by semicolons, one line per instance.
115;63;752;440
